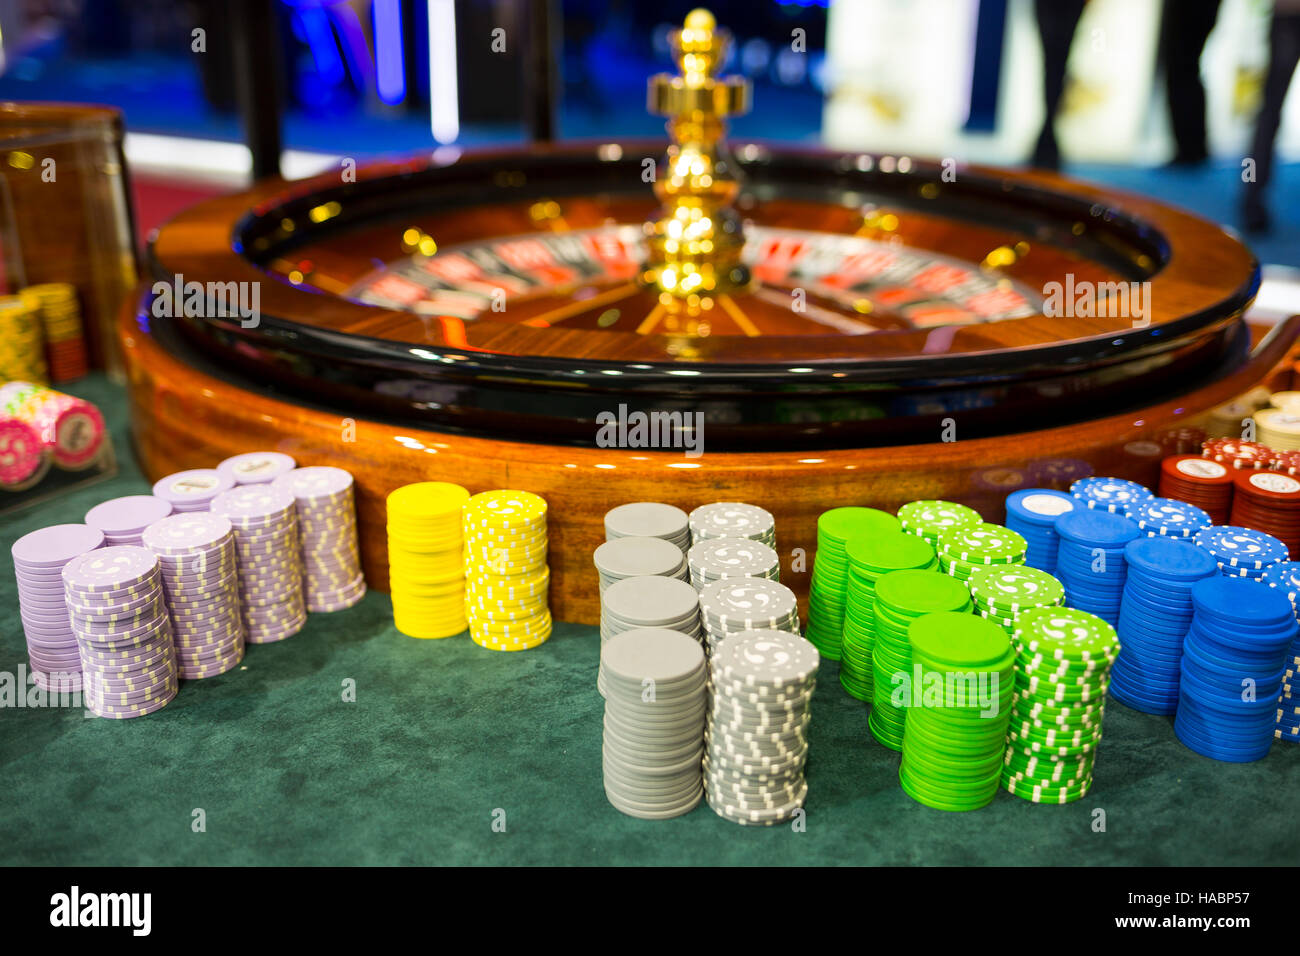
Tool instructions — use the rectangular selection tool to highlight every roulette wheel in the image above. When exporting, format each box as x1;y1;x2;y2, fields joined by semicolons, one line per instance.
123;9;1297;625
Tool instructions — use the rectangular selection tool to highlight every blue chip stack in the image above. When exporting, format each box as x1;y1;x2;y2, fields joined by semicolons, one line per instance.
1070;476;1153;514
1192;525;1288;581
1176;576;1297;762
1260;561;1300;743
1053;510;1141;627
1111;537;1217;714
1125;497;1211;541
1005;488;1075;573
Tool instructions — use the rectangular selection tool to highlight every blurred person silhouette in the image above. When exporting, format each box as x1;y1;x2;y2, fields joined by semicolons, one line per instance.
1160;0;1222;166
1242;0;1300;233
1033;0;1087;170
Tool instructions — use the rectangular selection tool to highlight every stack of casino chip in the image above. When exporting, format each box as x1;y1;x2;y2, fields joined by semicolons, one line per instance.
1202;438;1274;471
601;627;707;820
1270;391;1300;412
84;495;173;548
599;575;701;694
869;569;973;750
593;536;687;594
463;490;551;651
1254;408;1300;452
385;481;469;639
1159;455;1234;524
840;532;937;702
273;467;366;612
967;565;1064;636
1004;488;1075;572
1005;606;1117;803
142;513;245;679
1259;561;1300;743
152;468;234;513
210;484;306;642
0;417;48;491
24;284;87;382
0;295;47;384
1069;476;1153;514
604;502;690;551
1110;537;1216;714
63;546;179;718
1192;525;1287;581
686;537;779;590
688;502;776;548
1052;510;1140;626
697;577;800;656
936;522;1026;582
0;381;105;470
705;628;818;826
900;613;1014;811
806;507;901;660
216;451;297;486
896;499;980;546
1230;471;1300;559
1125;496;1211;540
1175;576;1297;762
12;524;104;691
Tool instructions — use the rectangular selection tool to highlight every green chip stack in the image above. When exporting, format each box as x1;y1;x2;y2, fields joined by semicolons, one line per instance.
806;507;900;660
900;612;1016;811
897;500;981;546
967;565;1064;636
840;532;938;702
937;522;1027;581
869;569;973;750
1004;606;1119;804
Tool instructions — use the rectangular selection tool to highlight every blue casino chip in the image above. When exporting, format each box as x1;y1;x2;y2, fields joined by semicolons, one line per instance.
1191;576;1296;629
1055;509;1142;548
1069;477;1154;514
1126;497;1211;539
1261;561;1300;608
1124;536;1218;582
1193;525;1288;571
1007;488;1076;526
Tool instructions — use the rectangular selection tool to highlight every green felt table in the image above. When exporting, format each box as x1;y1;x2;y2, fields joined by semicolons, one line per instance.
2;376;1297;866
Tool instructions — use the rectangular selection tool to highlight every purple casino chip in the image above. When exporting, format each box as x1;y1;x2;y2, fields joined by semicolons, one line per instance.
85;496;174;536
61;545;159;593
142;513;235;556
12;524;105;569
151;469;235;512
210;483;296;523
272;466;353;504
217;451;297;486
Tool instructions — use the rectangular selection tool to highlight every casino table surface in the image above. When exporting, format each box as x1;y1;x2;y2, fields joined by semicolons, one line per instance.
2;376;1297;866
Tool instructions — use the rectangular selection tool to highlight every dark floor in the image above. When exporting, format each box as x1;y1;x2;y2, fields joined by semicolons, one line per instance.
1;376;1296;866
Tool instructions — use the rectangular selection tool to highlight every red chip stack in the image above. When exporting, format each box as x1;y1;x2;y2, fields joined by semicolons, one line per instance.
1230;470;1300;559
1159;454;1234;524
1202;437;1276;470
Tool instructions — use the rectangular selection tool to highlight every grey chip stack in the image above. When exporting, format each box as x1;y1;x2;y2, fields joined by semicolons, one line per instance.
598;574;702;696
697;577;801;656
689;502;777;548
604;502;691;551
593;536;688;595
687;537;781;590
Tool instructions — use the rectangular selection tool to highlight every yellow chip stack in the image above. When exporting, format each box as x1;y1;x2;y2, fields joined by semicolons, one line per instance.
23;284;87;382
0;294;48;385
387;481;470;639
463;490;552;651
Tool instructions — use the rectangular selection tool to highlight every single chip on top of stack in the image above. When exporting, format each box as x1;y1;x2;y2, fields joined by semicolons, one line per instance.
870;568;973;751
897;500;981;546
599;575;701;694
705;628;818;826
1259;561;1300;743
697;577;800;656
1202;438;1274;470
0;295;48;384
604;502;690;551
1004;488;1075;573
593;536;687;594
84;495;173;548
1125;496;1211;540
601;627;707;820
217;451;297;486
12;523;104;692
686;536;780;590
387;481;469;639
210;483;306;643
1006;606;1117;803
63;545;178;718
272;466;366;612
1192;525;1287;581
936;522;1027;582
806;507;902;661
967;565;1064;636
840;531;937;703
1176;576;1296;762
152;468;234;513
24;284;87;383
142;512;245;680
688;502;776;547
463;490;551;651
901;613;1014;812
1070;476;1153;514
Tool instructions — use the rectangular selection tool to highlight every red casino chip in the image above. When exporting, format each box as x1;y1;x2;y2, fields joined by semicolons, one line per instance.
1158;426;1206;456
1230;470;1300;559
1202;438;1275;470
1272;450;1300;477
1159;454;1234;525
